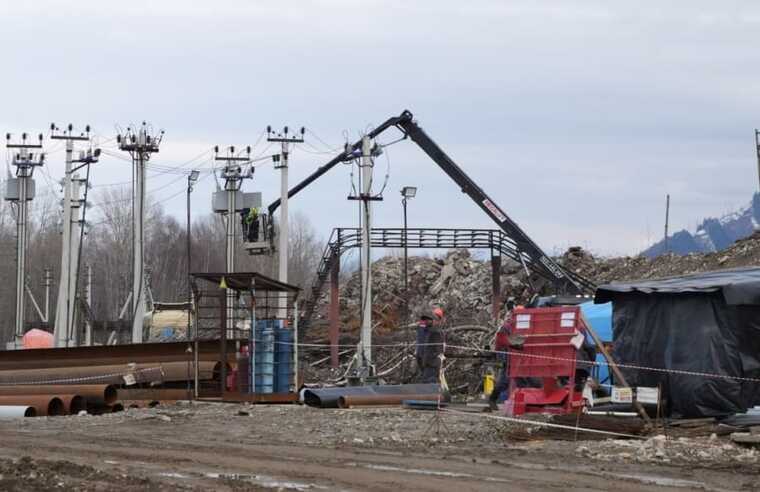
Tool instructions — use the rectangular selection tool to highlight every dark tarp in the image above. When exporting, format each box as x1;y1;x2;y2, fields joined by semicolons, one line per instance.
596;268;760;418
595;266;760;306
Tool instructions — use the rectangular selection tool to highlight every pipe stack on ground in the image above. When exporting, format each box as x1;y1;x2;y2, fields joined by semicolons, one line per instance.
0;396;64;416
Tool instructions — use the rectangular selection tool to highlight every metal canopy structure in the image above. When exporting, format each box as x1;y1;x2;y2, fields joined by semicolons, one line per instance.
191;272;301;295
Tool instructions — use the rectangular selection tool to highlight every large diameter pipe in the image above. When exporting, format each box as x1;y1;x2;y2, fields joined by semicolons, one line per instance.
0;365;164;386
0;361;222;386
0;384;116;406
0;405;36;418
58;395;87;415
0;396;64;416
337;394;441;409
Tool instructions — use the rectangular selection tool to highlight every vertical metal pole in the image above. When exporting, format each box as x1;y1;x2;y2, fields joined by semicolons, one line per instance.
85;264;92;346
54;140;73;347
664;194;670;254
402;197;409;382
43;268;51;324
293;300;299;390
187;184;192;340
359;136;374;373
278;141;289;319
220;289;227;397
14;166;28;348
329;253;340;368
755;130;760;193
491;253;501;321
132;143;146;343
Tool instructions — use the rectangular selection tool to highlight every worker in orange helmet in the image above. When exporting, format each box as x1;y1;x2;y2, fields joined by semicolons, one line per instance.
421;307;445;383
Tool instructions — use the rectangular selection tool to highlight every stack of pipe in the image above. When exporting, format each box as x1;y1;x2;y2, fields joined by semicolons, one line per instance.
0;361;228;416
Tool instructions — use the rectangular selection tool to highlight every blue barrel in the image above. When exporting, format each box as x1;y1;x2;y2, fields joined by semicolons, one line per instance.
253;327;275;394
275;328;294;393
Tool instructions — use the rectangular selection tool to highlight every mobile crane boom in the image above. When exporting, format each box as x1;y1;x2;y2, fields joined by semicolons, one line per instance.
268;110;595;295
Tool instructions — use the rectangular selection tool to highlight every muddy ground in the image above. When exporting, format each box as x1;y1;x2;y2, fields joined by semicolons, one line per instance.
0;402;757;491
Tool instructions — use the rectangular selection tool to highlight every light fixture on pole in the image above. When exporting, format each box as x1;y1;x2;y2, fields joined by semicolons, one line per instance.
401;186;417;381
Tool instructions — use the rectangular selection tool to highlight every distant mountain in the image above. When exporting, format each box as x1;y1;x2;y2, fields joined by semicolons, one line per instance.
643;193;760;258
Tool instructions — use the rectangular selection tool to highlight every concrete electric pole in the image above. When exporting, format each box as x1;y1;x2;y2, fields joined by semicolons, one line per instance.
351;135;380;376
214;145;252;338
266;126;304;315
117;123;163;344
5;132;45;349
51;124;97;347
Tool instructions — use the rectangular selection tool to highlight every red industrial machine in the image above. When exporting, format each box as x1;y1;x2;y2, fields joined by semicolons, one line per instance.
504;306;591;416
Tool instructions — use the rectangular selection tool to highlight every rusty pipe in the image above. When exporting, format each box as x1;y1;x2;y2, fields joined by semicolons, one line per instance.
57;395;87;415
0;365;164;386
0;384;116;406
0;396;64;416
337;394;441;409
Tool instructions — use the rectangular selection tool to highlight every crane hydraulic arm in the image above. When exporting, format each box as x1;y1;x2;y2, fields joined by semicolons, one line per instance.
268;110;595;295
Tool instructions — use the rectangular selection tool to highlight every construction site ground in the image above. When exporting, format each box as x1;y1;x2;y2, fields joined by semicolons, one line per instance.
0;402;757;491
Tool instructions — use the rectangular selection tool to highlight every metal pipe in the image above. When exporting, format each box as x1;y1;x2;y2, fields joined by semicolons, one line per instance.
0;384;116;406
0;396;64;416
0;405;36;418
0;365;164;386
338;393;440;408
57;395;86;415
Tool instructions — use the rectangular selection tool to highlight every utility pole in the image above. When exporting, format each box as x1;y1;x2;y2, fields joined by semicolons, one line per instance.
117;123;163;344
214;145;252;338
5;132;45;349
266;125;304;317
352;135;381;376
664;194;670;255
51;124;96;347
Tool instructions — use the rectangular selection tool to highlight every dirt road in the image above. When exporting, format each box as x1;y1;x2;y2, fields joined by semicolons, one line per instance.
0;403;756;491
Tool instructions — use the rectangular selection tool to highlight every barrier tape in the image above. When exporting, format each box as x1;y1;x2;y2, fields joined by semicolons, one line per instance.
259;339;760;384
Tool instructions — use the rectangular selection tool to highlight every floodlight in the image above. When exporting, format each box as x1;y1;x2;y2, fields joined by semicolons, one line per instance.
401;186;417;199
189;170;200;184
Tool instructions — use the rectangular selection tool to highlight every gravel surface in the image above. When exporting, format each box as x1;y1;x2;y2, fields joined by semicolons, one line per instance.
1;402;758;491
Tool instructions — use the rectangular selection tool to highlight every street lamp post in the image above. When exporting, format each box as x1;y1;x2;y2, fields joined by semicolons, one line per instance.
187;170;200;398
400;186;417;381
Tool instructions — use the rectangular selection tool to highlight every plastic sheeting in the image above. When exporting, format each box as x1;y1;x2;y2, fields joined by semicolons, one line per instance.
604;291;760;418
580;301;612;385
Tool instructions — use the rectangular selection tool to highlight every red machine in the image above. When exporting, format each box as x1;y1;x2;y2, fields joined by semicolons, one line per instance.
504;306;590;416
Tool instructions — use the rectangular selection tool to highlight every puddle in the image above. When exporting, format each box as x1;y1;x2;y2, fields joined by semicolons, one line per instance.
353;463;511;484
204;472;328;490
158;472;190;479
608;472;713;490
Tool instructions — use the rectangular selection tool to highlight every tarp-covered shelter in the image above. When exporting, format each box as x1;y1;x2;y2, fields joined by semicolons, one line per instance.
596;267;760;418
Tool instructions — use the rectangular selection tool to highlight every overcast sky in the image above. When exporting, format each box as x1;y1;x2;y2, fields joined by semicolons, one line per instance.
2;0;760;257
